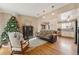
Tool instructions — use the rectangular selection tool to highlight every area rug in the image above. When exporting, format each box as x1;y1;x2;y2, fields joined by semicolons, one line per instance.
29;37;47;48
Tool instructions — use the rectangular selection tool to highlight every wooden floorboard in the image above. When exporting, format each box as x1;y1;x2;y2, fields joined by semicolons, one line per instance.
0;37;77;55
25;37;77;55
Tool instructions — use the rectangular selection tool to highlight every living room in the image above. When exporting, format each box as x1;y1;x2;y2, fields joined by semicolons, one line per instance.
0;3;79;55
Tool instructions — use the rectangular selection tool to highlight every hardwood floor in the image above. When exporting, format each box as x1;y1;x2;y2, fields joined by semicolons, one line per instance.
25;37;77;55
0;47;11;55
0;37;77;55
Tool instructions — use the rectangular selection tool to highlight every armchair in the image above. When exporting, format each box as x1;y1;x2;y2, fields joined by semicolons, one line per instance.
8;32;29;54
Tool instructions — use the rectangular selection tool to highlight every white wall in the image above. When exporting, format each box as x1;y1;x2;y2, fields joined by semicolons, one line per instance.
37;15;58;32
16;15;38;36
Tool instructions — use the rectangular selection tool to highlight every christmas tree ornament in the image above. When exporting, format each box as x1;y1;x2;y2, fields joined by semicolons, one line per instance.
0;16;19;44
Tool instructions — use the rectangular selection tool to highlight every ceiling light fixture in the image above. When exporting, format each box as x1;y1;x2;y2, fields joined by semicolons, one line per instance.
51;6;54;8
51;13;55;15
42;16;46;19
43;10;46;13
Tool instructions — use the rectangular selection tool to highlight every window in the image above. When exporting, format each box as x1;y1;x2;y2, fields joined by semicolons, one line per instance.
62;23;71;29
60;11;72;30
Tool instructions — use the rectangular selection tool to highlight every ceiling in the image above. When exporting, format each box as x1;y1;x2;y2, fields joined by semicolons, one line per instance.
0;3;68;17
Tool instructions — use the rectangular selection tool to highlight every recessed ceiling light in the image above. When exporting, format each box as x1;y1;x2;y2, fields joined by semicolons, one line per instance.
43;10;46;13
42;16;46;19
51;13;55;15
51;6;54;8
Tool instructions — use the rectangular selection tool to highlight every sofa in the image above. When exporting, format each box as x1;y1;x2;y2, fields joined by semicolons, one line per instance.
36;30;57;43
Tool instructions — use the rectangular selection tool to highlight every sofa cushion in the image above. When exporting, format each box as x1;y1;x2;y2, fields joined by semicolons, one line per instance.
37;30;57;43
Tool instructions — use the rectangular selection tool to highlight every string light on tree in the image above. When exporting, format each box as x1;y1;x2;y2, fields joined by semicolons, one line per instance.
0;16;19;44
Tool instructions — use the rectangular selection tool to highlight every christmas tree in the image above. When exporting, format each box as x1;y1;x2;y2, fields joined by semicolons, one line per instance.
1;16;19;44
